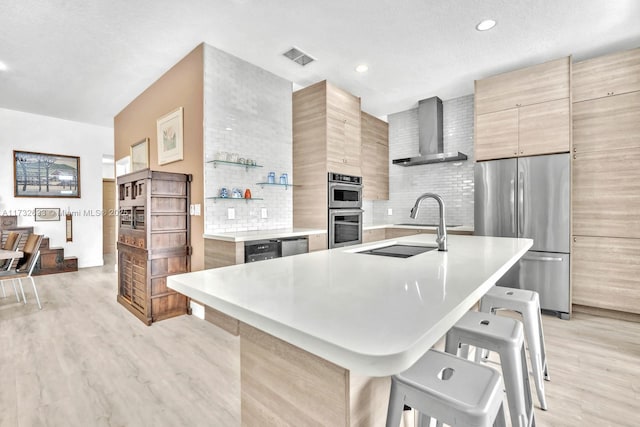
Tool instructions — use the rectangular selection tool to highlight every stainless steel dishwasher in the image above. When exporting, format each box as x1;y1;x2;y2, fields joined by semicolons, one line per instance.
280;237;308;257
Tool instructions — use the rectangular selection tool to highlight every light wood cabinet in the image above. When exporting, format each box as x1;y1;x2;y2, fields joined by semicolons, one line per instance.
572;236;640;314
572;147;640;239
572;91;640;154
308;233;327;252
361;111;389;200
362;228;385;243
326;83;362;176
572;47;640;103
475;109;519;160
475;57;570;115
474;57;571;161
293;81;361;229
519;98;571;156
475;98;570;161
571;47;640;316
117;169;191;325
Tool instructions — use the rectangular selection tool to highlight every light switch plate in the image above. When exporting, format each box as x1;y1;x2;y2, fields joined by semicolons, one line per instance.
227;207;235;220
189;204;195;215
194;204;201;216
261;208;268;219
387;208;393;216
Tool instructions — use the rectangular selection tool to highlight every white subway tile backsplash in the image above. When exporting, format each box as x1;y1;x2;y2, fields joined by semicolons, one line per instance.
372;94;475;226
203;44;293;233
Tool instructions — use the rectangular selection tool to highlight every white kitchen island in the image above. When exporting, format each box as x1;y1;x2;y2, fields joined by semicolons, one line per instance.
168;234;532;426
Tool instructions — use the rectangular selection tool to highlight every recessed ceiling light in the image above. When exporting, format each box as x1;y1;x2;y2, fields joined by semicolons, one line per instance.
355;64;369;73
476;19;496;31
0;61;8;71
225;127;233;131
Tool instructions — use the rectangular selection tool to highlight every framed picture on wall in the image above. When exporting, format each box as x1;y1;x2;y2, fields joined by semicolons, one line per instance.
14;150;81;198
157;107;184;165
34;208;60;221
130;138;149;172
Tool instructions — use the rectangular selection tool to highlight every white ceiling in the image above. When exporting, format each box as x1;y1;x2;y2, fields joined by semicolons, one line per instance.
1;0;639;127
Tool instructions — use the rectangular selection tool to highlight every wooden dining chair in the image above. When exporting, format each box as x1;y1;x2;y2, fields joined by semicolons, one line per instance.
0;232;21;300
0;234;43;309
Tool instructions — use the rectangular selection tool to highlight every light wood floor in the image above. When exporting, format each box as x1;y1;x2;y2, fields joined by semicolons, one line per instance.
1;262;638;426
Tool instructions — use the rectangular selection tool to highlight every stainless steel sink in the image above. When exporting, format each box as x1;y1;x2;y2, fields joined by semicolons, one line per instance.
356;244;438;258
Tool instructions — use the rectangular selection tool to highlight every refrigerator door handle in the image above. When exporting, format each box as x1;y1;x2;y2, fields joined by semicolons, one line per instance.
522;255;564;262
518;171;524;236
510;178;516;234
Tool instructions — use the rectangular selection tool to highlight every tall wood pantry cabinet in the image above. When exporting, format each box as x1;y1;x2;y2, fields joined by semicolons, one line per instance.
116;169;192;325
292;80;362;232
571;47;640;315
361;111;389;201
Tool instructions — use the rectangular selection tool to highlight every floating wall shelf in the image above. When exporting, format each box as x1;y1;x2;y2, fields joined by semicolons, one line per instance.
256;182;299;190
207;197;264;203
207;160;263;170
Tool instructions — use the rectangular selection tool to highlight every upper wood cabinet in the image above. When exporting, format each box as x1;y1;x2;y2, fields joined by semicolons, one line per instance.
475;57;570;115
361;111;389;200
572;47;640;104
475;98;570;161
518;98;571;156
475;108;519;160
572;91;640;154
326;83;362;176
474;57;571;161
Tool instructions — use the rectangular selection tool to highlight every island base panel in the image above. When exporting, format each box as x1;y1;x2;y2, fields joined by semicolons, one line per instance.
239;322;391;426
205;305;240;336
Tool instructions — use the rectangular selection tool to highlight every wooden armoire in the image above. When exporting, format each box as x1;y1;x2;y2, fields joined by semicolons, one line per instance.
116;169;192;325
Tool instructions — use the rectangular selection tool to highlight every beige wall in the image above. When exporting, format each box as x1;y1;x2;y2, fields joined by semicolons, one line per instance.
114;44;205;271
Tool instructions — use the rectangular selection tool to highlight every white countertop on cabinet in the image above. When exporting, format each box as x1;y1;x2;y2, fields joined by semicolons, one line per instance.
203;228;326;242
168;234;531;376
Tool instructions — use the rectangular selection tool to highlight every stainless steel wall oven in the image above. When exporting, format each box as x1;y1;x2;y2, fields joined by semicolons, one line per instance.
328;173;363;248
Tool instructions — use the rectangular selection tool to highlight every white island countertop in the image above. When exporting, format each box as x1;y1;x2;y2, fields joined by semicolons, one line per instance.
168;234;532;376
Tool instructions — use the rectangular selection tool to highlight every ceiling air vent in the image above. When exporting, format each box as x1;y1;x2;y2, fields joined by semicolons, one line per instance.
283;47;316;66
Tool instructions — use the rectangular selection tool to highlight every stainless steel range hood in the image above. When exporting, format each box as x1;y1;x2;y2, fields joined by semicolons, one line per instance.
392;97;468;166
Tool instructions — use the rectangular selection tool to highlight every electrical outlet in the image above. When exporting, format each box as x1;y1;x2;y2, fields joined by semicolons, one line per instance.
261;208;268;219
227;207;235;220
387;208;393;216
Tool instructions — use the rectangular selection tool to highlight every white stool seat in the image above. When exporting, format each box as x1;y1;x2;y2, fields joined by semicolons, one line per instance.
479;286;549;410
386;349;506;427
445;311;535;427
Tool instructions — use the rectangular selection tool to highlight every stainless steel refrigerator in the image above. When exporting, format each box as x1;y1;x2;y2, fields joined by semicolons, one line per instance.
474;153;570;319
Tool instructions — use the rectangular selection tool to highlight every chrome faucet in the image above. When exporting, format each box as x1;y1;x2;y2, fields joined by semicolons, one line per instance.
410;193;447;251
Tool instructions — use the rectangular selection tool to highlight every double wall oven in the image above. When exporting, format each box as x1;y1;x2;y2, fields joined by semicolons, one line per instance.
328;173;363;248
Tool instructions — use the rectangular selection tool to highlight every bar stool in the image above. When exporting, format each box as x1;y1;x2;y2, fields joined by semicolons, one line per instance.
478;286;549;410
386;349;506;427
445;311;535;427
